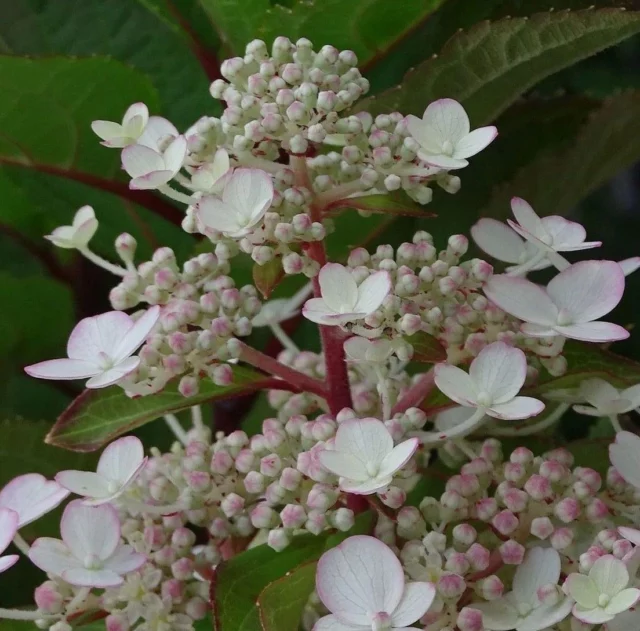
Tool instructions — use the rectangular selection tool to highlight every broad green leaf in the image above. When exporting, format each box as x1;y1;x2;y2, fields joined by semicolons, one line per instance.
408;331;447;363
330;191;437;218
46;366;267;451
257;562;317;631
253;258;285;299
481;91;640;220
360;9;640;124
198;0;446;65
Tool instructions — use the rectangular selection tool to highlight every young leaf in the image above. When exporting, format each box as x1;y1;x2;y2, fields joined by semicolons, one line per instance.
329;191;437;218
46;366;267;451
361;9;640;124
253;257;285;299
408;331;447;363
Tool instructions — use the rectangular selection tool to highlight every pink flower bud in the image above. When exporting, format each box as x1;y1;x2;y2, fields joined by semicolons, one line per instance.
510;447;534;464
162;578;184;603
466;543;490;571
280;504;306;529
106;614;130;631
545;448;574;467
171;557;194;581
452;524;477;547
457;607;483;631
539;459;567;482
211;450;233;474
524;474;552;501
171;527;196;550
279;467;302;491
154;545;177;566
585;497;609;522
185;596;209;620
550;527;574;550
185;470;210;492
554;498;581;523
537;583;562;606
260;454;282;477
492;510;519;536
445;552;470;575
267;528;291;552
462;458;491;477
209;518;230;538
307;484;338;512
499;540;525;564
34;582;63;614
221;493;245;518
613;538;633;559
437;572;466;599
574;467;602;492
234;449;256;473
502;488;529;512
474;497;498;521
251;503;277;528
477;575;504;601
531;516;555;540
212;363;234;387
379;486;407;509
244;471;266;494
306;509;328;535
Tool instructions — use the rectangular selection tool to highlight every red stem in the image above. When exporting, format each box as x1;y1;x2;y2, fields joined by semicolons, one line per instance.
391;369;435;415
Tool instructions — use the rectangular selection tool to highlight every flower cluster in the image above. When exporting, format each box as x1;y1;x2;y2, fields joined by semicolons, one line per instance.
3;35;640;631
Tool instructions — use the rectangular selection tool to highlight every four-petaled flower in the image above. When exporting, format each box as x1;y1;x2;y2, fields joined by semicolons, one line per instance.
252;284;313;327
484;260;629;343
56;436;147;505
0;474;69;528
195;168;274;238
121;135;187;190
318;418;418;494
314;535;435;630
45;205;99;250
29;500;146;588
563;554;640;624
473;547;573;631
0;508;19;574
25;307;160;389
302;264;391;326
406;98;497;169
573;379;640;418
610;431;640;490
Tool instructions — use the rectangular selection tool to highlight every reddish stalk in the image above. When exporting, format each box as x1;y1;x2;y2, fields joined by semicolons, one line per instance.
391;368;436;415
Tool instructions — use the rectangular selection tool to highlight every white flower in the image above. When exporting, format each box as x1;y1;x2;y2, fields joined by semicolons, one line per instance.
252;284;313;328
505;197;601;271
195;168;274;238
473;547;573;631
428;342;544;440
344;337;395;363
619;257;640;277
45;205;98;250
484;260;629;343
302;264;391;326
610;431;640;490
191;148;231;193
121;135;187;190
25;307;160;389
29;500;145;588
56;436;147;505
0;508;19;574
405;98;497;169
0;474;69;528
572;379;640;417
563;555;640;624
318;418;418;495
314;535;435;630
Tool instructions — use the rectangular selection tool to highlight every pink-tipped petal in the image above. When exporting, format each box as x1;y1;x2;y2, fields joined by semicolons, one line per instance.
319;263;359;313
302;299;365;325
113;306;160;363
484;274;557;326
55;471;112;499
377;438;419;480
24;358;98;381
316;535;405;625
619;257;640;276
471;219;526;264
222;168;273;218
510;197;545;238
0;508;18;554
317;450;369;482
554;322;629;343
454;126;497;159
138;116;178;149
520;323;560;338
618;527;640;546
313;614;363;631
61;501;120;562
62;567;124;588
67;311;133;362
28;538;80;577
423;99;470;144
391;582;436;627
86;357;140;389
434;364;478;407
335;418;393;465
547;260;625;323
130;169;175;190
469;342;527;404
91;120;124;142
0;474;69;527
103;544;146;574
487;396;545;420
419;151;468;170
97;436;146;485
0;554;19;573
340;477;393;495
122;103;149;127
353;271;391;315
610;432;640;489
196;196;244;235
121;144;165;179
163;135;187;174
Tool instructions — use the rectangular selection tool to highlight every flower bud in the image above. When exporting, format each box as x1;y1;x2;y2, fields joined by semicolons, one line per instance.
267;528;291;551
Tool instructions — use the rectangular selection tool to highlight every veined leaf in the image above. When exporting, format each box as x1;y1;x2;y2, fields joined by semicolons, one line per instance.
329;191;437;218
46;366;267;451
409;331;448;363
360;9;640;124
253;257;285;299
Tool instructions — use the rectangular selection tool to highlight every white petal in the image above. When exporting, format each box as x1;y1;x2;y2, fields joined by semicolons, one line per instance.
315;535;405;625
564;574;599;608
610;432;640;489
377;439;419;479
113;306;160;362
61;501;120;562
513;547;561;603
517;599;573;631
314;614;368;631
406;115;444;153
222;168;273;220
103;544;146;575
73;204;96;227
91;120;125;142
28;538;80;576
619;526;640;546
0;554;18;573
590;555;630;596
541;216;593;249
24;358;99;381
67;310;133;362
55;471;112;499
340;476;393;495
620;383;640;409
62;567;124;588
335;418;393;465
472;599;520;630
196;196;245;235
572;404;604;417
484;275;557;326
121;144;165;179
122;103;149;130
0;508;18;554
454;126;497;159
391;582;436;626
547;261;625;323
0;474;69;527
86;357;140;389
97;436;146;486
572;604;613;624
510;198;546;239
162;135;187;174
580;378;621;410
422;99;470;144
487;397;545;420
434;364;478;407
353;271;392;315
434;406;473;431
318;450;369;481
469;342;526;404
619;257;640;276
419;151;468;169
138;116;178;149
604;588;640;615
520;323;559;338
471;219;527;264
319;264;359;313
130;169;175;190
554;322;629;343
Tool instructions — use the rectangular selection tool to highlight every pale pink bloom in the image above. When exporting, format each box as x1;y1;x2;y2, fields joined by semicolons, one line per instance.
314;535;435;630
56;436;147;505
563;555;640;624
45;206;98;250
317;418;418;495
0;508;19;574
434;341;544;421
121;135;187;190
506;197;601;270
0;474;69;528
303;264;391;326
29;501;145;588
405;99;497;169
573;379;640;417
610;432;640;490
25;307;160;389
196;168;273;238
484;261;629;343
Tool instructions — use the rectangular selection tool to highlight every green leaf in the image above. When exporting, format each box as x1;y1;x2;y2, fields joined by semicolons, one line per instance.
199;0;447;65
360;9;640;124
480;90;640;220
253;257;285;299
408;331;447;363
257;562;317;631
330;191;437;218
46;366;267;452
